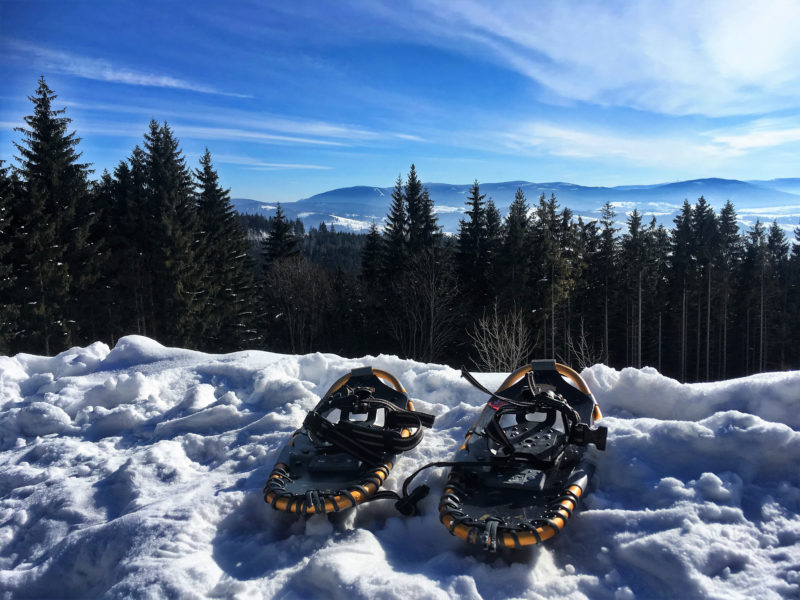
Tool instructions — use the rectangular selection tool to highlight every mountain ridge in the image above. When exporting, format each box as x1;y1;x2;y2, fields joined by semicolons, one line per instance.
233;177;800;233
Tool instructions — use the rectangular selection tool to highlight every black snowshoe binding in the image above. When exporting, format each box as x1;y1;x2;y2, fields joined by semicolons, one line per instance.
438;360;606;550
264;366;435;515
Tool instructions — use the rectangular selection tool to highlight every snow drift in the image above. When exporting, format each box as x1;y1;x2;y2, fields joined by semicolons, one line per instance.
0;336;798;598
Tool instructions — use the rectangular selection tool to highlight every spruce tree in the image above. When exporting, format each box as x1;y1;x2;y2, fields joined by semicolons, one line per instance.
787;224;800;370
740;220;768;374
0;162;19;352
416;187;441;254
765;220;789;369
10;77;93;354
530;193;570;358
498;188;532;309
106;150;151;339
691;196;718;380
621;209;646;367
597;201;618;363
456;180;488;307
716;201;740;377
194;149;257;350
381;174;407;276
669;200;695;380
405;164;424;253
360;221;382;289
484;199;502;288
262;202;299;267
142;120;202;346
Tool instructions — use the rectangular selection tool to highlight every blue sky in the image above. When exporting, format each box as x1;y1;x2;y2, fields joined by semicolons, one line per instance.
2;0;800;202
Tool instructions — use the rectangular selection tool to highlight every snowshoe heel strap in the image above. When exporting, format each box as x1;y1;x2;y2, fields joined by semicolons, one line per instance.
394;484;430;516
569;423;608;450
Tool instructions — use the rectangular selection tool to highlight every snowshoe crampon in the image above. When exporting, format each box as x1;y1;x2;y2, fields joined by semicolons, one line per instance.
264;366;435;515
440;360;607;551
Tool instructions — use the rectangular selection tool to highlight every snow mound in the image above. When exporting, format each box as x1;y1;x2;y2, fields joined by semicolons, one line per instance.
584;364;800;428
0;338;798;599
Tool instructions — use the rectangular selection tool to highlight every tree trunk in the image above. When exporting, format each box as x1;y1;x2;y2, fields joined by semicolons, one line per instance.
759;265;764;372
696;293;701;381
722;288;728;379
681;287;686;382
706;267;711;381
638;270;642;368
604;293;609;365
658;312;662;373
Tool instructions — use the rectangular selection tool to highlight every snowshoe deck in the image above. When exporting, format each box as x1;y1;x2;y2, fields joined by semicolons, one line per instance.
439;360;606;550
264;366;435;515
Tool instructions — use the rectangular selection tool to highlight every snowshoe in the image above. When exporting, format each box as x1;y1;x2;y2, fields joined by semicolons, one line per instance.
438;360;606;551
264;366;435;515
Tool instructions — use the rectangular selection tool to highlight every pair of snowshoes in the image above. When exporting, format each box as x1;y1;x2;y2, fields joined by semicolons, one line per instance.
264;361;607;551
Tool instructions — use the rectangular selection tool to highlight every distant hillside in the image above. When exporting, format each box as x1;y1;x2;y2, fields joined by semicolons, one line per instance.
233;177;800;234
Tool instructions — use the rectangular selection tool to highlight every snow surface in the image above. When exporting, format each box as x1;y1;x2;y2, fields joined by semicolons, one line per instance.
1;336;799;599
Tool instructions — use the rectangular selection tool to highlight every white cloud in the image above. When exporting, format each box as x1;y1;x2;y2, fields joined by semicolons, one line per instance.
60;100;422;145
706;118;800;151
401;0;800;117
211;154;332;170
498;121;730;166
7;40;250;98
173;125;346;146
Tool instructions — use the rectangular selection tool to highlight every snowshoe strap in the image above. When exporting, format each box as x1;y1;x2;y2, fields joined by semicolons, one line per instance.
303;392;435;465
460;367;514;405
484;410;562;470
569;422;608;450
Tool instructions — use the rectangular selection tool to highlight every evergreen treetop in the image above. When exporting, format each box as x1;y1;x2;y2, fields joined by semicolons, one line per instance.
262;202;299;267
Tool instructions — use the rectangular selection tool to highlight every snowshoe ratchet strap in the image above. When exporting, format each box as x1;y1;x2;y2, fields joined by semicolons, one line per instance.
303;389;435;465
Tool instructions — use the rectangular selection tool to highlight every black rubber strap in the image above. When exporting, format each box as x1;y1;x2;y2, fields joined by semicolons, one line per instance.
482;519;500;551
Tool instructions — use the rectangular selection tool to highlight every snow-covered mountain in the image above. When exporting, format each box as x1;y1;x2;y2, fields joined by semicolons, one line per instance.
1;337;799;598
233;177;800;234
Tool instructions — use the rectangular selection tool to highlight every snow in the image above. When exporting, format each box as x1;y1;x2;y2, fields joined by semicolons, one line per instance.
1;336;799;599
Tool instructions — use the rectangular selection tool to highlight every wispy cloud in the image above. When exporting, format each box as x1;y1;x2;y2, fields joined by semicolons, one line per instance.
392;0;800;117
393;133;426;142
496;121;731;166
6;39;251;98
705;118;800;152
60;100;424;145
174;125;346;146
210;154;332;170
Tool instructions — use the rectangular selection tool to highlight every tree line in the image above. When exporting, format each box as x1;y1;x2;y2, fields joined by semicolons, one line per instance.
2;78;799;382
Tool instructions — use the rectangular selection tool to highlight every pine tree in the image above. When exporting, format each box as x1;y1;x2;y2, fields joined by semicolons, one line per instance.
10;77;93;354
194;149;257;350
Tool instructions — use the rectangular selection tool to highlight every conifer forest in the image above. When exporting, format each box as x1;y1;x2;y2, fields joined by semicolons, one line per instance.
2;78;799;382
